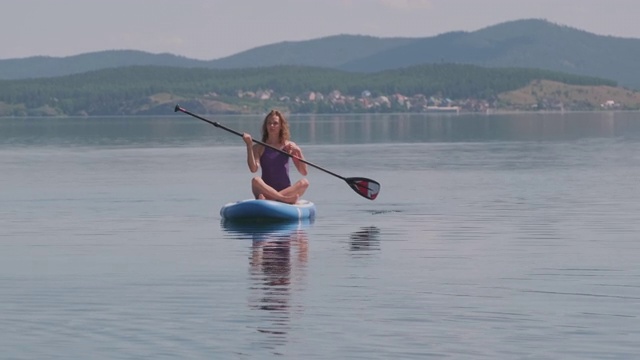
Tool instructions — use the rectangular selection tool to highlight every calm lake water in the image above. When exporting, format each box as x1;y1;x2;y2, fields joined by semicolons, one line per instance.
1;112;640;359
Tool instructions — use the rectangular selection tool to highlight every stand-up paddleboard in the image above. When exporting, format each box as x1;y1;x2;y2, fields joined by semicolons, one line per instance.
220;199;316;222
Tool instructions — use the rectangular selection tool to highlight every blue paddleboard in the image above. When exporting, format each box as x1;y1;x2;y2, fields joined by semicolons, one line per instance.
220;199;316;222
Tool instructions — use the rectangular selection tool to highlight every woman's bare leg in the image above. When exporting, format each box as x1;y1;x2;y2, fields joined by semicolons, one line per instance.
251;177;298;204
280;178;309;198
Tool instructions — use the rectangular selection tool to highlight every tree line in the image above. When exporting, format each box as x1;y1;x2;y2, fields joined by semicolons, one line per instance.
0;64;617;116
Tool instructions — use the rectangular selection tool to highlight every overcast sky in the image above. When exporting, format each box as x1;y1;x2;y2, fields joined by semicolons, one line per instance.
2;0;638;60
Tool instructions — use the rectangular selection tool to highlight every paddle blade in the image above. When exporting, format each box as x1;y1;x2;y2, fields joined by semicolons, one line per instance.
346;177;380;200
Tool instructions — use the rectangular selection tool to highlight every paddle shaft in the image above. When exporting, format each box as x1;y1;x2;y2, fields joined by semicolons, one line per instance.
175;106;347;181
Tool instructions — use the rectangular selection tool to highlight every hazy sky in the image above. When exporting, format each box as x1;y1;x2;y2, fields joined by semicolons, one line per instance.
2;0;638;60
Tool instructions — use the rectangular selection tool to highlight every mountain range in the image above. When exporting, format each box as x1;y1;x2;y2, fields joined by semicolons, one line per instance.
2;19;640;89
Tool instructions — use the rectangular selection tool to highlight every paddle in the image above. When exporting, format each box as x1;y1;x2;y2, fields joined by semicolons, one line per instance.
174;105;380;200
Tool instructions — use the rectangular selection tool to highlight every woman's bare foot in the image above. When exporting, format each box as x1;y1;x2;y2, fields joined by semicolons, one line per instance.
257;192;297;204
281;194;298;204
272;193;298;204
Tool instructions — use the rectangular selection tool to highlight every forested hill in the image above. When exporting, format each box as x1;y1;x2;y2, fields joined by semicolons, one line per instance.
2;19;640;89
0;64;622;117
339;19;640;85
0;51;209;80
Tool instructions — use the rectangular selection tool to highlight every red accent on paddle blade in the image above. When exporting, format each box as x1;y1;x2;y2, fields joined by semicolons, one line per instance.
347;177;380;200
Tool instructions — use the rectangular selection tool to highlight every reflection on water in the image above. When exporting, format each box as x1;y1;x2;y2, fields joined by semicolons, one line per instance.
3;113;640;359
221;220;310;350
349;226;381;253
2;112;640;148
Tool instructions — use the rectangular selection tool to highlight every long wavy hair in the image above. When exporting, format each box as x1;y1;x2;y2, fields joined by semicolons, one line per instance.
261;110;291;143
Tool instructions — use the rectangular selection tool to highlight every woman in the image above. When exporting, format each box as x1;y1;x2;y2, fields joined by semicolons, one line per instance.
243;110;309;204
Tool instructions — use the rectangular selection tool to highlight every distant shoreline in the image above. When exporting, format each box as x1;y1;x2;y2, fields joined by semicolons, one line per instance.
2;109;639;120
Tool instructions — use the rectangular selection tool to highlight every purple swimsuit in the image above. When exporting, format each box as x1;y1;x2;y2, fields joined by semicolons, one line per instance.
260;147;291;191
